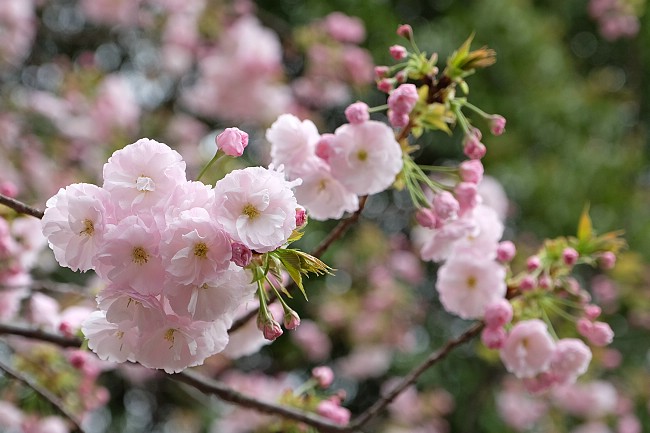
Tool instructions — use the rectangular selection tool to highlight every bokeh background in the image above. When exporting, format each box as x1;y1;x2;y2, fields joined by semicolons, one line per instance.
1;0;649;432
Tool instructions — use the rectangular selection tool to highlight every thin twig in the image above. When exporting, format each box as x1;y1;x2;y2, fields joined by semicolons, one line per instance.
0;193;44;219
312;195;368;259
347;322;484;430
0;357;85;432
0;323;83;348
174;369;347;433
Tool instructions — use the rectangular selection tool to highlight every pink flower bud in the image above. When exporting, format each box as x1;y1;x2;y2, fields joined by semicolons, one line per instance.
481;326;507;349
389;44;408;60
490;114;506;136
588;321;614;346
0;181;18;198
388;110;410;128
562;247;579;266
315;134;334;162
459;159;484;184
344;101;370;125
463;135;487;160
584;304;601;320
526;255;541;272
519;275;537;291
454;182;478;215
231;242;253;267
496;241;516;263
415;208;438;229
576;318;593;336
312;366;334;388
538;274;553;289
295;208;307;228
395;70;406;83
484;299;513;328
69;350;87;369
599;251;616;269
377;78;394;93
261;318;283;341
374;66;390;79
396;24;413;39
387;83;418;114
216;127;249;157
284;309;301;330
433;191;459;220
317;399;351;425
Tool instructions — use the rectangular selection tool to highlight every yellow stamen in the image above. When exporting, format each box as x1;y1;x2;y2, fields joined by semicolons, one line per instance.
357;149;368;161
242;203;260;219
132;246;149;265
194;242;208;258
80;219;94;236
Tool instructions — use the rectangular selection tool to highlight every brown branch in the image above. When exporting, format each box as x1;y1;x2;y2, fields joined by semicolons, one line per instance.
173;369;348;433
312;195;368;259
0;193;45;219
347;322;484;431
0;323;83;348
0;357;85;433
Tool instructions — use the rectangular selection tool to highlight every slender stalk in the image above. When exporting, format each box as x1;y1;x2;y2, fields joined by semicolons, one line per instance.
196;150;224;182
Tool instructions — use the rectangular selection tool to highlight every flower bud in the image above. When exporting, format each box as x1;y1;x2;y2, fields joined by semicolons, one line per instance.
459;159;484;184
258;317;283;341
481;326;506;349
484;299;513;328
231;242;253;267
295;208;307;228
389;44;407;60
562;247;579;266
315;134;334;162
344;101;370;125
599;251;616;269
433;191;459;221
216;127;249;157
377;78;394;93
526;255;541;272
374;65;390;79
312;366;335;388
519;275;536;291
388;83;418;114
454;182;478;215
396;24;413;39
463;135;486;160
317;399;351;425
490;114;506;135
388;110;409;128
284;309;301;330
496;241;516;263
415;208;438;229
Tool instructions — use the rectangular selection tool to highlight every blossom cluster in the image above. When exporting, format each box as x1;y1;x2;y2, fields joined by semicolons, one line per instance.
266;112;403;220
41;138;302;372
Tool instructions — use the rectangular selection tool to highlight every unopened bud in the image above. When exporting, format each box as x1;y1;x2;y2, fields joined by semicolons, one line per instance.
284;309;301;330
231;242;253;267
396;24;413;39
216;127;249;157
312;366;334;388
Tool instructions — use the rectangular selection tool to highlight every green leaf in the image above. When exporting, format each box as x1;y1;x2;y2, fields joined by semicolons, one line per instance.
287;229;304;243
577;204;593;241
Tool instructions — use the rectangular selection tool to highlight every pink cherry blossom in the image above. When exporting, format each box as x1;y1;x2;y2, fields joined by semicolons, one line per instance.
292;160;359;221
496;240;516;262
41;183;113;272
231;242;253;267
266;114;321;178
82;310;140;363
322;12;365;43
435;254;506;319
329;121;403;196
484;299;514;328
94;215;166;296
312;366;335;388
166;265;256;324
317;399;351;425
550;338;592;385
213;166;299;252
482;326;507;349
161;207;232;285
387;84;418;114
102;138;186;215
500;319;556;378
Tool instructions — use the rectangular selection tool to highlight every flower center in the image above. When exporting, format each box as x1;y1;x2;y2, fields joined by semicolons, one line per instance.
194;242;208;258
318;179;328;192
242;203;261;220
136;176;156;192
80;219;94;236
132;246;149;265
164;328;175;347
357;149;368;161
466;275;477;289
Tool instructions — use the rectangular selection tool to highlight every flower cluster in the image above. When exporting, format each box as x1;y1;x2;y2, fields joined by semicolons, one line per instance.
266;113;403;220
41;138;302;372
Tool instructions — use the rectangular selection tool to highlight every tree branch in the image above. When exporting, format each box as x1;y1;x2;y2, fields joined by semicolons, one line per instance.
0;193;45;219
0;357;85;433
0;323;83;348
173;370;347;433
347;322;484;430
312;195;368;259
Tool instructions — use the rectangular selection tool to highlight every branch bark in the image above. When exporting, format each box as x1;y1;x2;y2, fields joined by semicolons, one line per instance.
0;193;44;219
